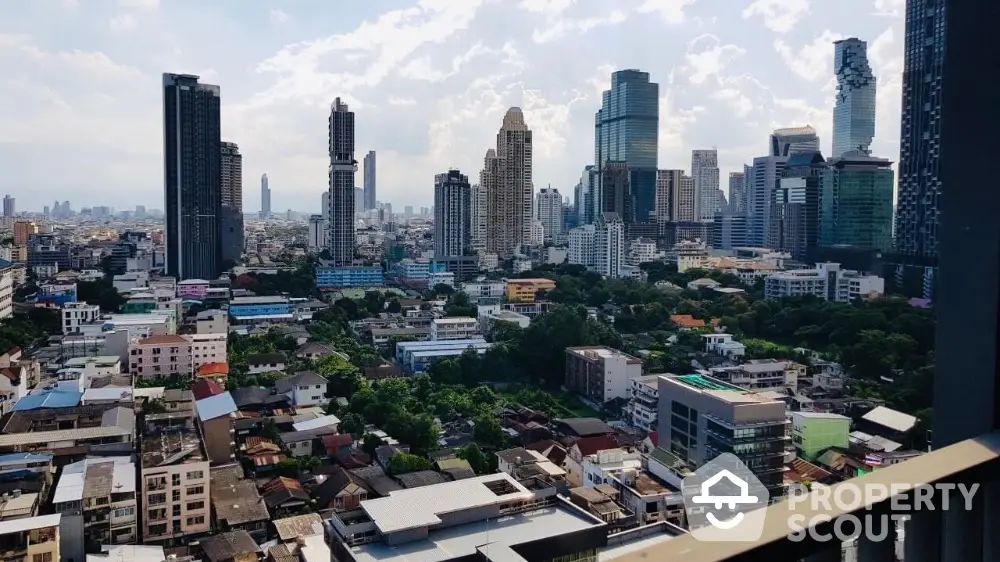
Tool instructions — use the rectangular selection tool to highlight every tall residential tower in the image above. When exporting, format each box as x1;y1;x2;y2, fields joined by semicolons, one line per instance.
327;98;356;266
363;150;376;211
220;142;244;263
163;73;222;280
484;107;533;257
260;174;270;219
691;149;720;221
433;169;472;258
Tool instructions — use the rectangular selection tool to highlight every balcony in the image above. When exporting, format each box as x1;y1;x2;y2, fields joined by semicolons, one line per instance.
614;430;1000;562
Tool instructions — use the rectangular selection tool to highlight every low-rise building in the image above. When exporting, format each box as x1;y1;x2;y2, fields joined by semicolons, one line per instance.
229;296;293;323
57;355;122;391
702;333;746;359
708;359;805;393
395;339;491;374
195;310;229;335
246;353;286;374
0;514;60;562
505;278;556;303
479;309;530;335
316;266;385;290
565;346;644;404
765;262;884;302
194;392;239;465
791;411;851;461
275;371;329;408
430;317;480;341
627;374;659;432
62;302;101;335
52;457;137;560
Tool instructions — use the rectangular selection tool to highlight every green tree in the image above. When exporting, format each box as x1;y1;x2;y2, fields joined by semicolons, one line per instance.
457;444;492;474
472;414;505;449
387;453;433;475
340;413;365;437
361;433;384;457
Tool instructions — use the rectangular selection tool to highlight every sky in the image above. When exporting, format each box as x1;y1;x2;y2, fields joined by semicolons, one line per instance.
0;0;905;214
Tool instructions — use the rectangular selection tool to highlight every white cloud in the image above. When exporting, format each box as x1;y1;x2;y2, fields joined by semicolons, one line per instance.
636;0;698;24
773;30;844;82
118;0;158;9
873;0;905;17
388;96;417;105
682;34;746;85
742;0;810;33
269;9;290;25
531;10;627;44
109;14;138;34
518;0;575;16
61;0;79;7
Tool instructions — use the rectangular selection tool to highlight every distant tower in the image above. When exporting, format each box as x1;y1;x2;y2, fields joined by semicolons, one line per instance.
220;142;244;263
484;107;533;256
163;73;222;280
434;170;472;258
535;186;564;243
691;149;720;221
327;97;356;266
832;38;876;157
260;173;271;219
363;151;376;211
2;195;14;217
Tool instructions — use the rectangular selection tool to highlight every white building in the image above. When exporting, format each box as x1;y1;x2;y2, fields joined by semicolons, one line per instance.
692;149;720;221
430;317;480;341
479;309;530;335
461;281;505;300
709;359;805;392
702;333;746;359
62;302;101;335
275;371;331;408
535;187;564;244
0;261;12;320
568;224;596;268
195;309;228;334
595;213;625;278
112;272;149;293
428;271;455;288
765;262;884;302
627;374;659;432
529;220;545;246
627;238;659;266
57;355;122;391
307;215;325;250
565;346;643;403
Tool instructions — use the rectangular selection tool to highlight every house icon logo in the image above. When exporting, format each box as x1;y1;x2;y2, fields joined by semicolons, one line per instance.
682;453;770;542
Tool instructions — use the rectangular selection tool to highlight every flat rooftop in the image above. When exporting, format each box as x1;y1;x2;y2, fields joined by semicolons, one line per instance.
568;346;642;364
63;355;121;367
142;423;207;467
230;296;290;305
666;374;781;404
350;505;601;562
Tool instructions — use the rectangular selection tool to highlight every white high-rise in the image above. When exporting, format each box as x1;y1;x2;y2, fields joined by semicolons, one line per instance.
691;149;720;221
595;213;625;278
470;183;488;252
568;224;597;267
260;173;270;219
307;215;325;249
535;187;563;243
484;107;533;257
832;38;876;157
327;97;356;266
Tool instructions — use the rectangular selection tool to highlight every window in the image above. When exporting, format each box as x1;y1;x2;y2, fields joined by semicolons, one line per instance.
148;493;166;506
172;490;181;501
172;474;181;486
113;507;134;519
33;553;53;562
186;470;203;480
186;501;204;511
187;486;204;496
186;515;205;526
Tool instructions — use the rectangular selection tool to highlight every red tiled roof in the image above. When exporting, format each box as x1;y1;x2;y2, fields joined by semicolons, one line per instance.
574;435;620;457
253;454;286;467
322;433;354;454
670;314;706;328
191;378;225;401
198;362;229;376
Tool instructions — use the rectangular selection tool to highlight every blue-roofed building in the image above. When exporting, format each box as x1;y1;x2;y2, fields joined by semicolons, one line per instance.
0;453;52;477
316;266;385;290
13;389;83;411
228;296;293;321
194;391;238;465
34;282;77;308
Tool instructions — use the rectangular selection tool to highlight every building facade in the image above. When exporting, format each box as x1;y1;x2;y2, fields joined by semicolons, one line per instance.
220;141;244;264
484;108;533;257
770;151;825;261
595;213;625;278
765;262;884;302
747;126;820;247
327;98;356;267
691;149;720;221
260;173;270;218
728;171;747;215
819;154;895;251
535;187;564;243
163;73;222;281
565;346;643;404
832;38;877;157
433;169;472;258
363;150;376;211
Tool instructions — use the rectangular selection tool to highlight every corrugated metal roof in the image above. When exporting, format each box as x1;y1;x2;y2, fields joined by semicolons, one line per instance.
196;391;238;422
292;414;340;432
13;390;82;411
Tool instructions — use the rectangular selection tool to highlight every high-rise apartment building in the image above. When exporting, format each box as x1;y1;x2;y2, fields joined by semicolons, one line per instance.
434;169;472;258
363;150;376;211
655;169;682;223
819;153;895;251
470;183;487;252
594;213;625;278
747;126;820;247
163;73;222;281
891;0;947;298
728;171;747;215
219;141;244;264
484;108;533;257
327;97;356;267
260;173;270;219
568;224;597;268
770;152;825;261
2;195;13;217
691;149;720;221
832;38;876;157
673;175;697;223
595;70;659;224
576;165;599;226
535;187;563;243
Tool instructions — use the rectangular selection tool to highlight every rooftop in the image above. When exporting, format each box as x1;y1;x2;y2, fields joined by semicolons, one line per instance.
667;375;781;404
63;356;120;367
53;457;135;504
231;296;290;305
141;416;207;467
567;346;642;364
134;335;188;346
0;513;60;535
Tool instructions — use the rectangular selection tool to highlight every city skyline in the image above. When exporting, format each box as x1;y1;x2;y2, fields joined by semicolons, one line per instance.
0;1;905;212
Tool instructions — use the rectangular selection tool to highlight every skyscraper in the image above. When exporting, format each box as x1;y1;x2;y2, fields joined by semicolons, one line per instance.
363;150;376;211
691;150;720;221
327;97;356;266
819;153;895;252
595;70;659;224
260;173;271;219
163;73;222;280
220;141;244;263
576;165;599;226
470;183;488;252
770;152;825;261
832;38;877;157
484;108;533;257
434;169;472;258
892;0;947;298
728;172;747;215
748;126;820;247
2;196;13;217
655;169;682;223
535;187;563;243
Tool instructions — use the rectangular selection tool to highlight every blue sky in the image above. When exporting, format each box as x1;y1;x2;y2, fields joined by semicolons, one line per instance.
0;0;904;213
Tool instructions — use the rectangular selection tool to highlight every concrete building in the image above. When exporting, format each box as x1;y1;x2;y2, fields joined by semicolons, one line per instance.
791;412;851;462
163;73;222;281
395;339;491;374
565;346;643;403
832;38;876;157
434;170;472;258
747;126;821;247
484;108;533;257
0;515;60;562
627;237;658;266
2;196;13;218
469;182;488;252
52;457;137;559
128;334;226;380
195;310;228;334
692;149;720;221
430;317;480;341
708;359;805;393
275;371;330;408
728;171;747;215
194;392;238;465
657;374;788;496
307;215;325;250
765;262;884;302
568;224;597;268
536;187;563;243
140;412;211;545
327;97;356;267
771;152;825;261
600;161;633;225
363;150;376;211
219;141;244;264
260;173;271;219
711;215;748;250
595;213;625;278
316;266;384;290
505;278;555;303
627;374;659;432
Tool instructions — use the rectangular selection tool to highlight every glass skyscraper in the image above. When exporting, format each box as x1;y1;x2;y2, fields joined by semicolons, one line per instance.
819;154;895;252
832;38;876;157
594;70;659;225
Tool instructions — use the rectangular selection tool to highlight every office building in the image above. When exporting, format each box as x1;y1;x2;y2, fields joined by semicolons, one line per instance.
819;153;894;251
307;215;325;250
600;161;633;225
769;151;825;261
260;173;270;219
711;215;748;251
692;149;720;220
2;195;13;217
163;73;222;280
26;233;71;271
327;97;356;266
765;262;884;302
576;165;600;226
595;70;659;224
890;0;946;299
363;150;376;211
747;126;820;247
565;346;643;403
535;187;563;243
663;174;696;223
658;374;788;496
832;38;876;157
654;169;680;224
728;171;747;215
470;183;488;252
433;169;472;258
219;142;244;264
484;108;533;257
595;213;625;278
